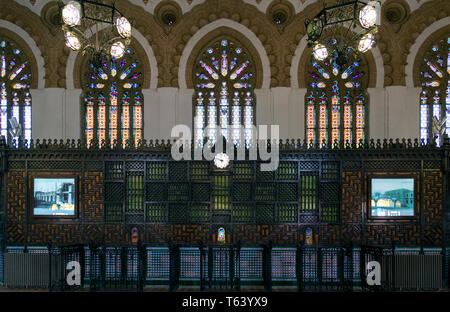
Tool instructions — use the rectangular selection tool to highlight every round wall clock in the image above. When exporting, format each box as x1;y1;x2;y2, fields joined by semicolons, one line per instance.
214;153;230;169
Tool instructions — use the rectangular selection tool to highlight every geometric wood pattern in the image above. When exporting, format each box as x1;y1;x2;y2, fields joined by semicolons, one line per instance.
423;170;443;224
83;171;103;223
3;155;446;247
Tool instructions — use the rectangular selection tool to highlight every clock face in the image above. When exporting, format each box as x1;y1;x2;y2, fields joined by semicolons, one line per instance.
214;153;230;169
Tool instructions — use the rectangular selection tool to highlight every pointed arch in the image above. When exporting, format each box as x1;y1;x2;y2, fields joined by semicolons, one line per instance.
66;26;158;90
0;27;36;144
178;19;270;90
0;21;44;89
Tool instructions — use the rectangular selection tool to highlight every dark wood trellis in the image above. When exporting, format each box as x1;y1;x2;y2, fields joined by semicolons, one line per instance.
0;136;448;248
0;136;449;290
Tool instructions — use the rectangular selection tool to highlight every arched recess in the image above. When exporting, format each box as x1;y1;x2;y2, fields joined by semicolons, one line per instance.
74;36;150;147
407;23;449;144
291;32;382;89
66;26;158;90
72;39;152;90
191;36;257;148
293;28;380;146
0;22;44;89
179;19;270;90
406;19;450;88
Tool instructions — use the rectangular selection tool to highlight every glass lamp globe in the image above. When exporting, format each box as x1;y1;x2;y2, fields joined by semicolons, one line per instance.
359;3;378;28
358;33;375;53
62;1;81;26
64;31;81;51
313;43;328;61
110;41;126;59
116;17;132;39
307;18;323;41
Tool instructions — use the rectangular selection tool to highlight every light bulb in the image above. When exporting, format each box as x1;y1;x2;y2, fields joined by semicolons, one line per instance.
110;41;126;59
358;33;375;53
62;1;81;26
359;3;378;28
64;31;81;51
306;18;323;41
313;43;328;61
116;17;132;38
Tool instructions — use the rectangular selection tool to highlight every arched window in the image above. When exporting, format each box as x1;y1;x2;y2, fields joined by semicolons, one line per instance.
0;38;32;144
419;36;449;145
82;48;143;147
305;56;367;147
193;38;255;148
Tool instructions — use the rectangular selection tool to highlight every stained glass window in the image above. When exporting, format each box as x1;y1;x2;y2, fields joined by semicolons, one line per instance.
419;36;450;145
82;48;143;147
0;38;32;144
305;55;367;147
193;38;255;148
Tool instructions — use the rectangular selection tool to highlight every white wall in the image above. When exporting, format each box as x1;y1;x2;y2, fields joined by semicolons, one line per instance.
31;86;422;142
367;87;421;140
30;88;81;140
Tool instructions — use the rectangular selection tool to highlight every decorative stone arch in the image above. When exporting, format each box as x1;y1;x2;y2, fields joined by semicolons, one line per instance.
0;21;44;89
67;27;158;90
291;32;383;89
179;19;271;90
406;18;450;88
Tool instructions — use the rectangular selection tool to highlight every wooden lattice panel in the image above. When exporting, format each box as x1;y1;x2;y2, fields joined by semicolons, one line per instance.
341;171;363;224
82;171;104;222
104;225;124;244
232;225;298;245
364;224;421;245
423;170;443;224
423;224;442;245
6;224;25;244
318;225;341;245
27;224;82;244
84;224;103;243
7;171;26;224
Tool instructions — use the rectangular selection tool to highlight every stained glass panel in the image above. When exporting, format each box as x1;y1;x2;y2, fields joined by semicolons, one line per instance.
306;92;315;145
343;92;352;144
305;53;367;147
420;36;450;145
331;82;340;144
0;38;32;144
194;38;255;148
82;49;144;147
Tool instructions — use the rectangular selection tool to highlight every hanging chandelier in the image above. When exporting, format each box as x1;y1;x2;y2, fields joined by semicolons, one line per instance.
59;0;132;66
305;0;381;68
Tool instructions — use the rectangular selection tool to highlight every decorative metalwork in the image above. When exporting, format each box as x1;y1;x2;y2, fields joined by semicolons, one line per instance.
60;0;132;66
305;0;380;69
420;36;450;146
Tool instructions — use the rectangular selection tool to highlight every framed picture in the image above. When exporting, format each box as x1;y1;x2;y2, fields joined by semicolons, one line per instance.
370;178;415;218
32;177;77;218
